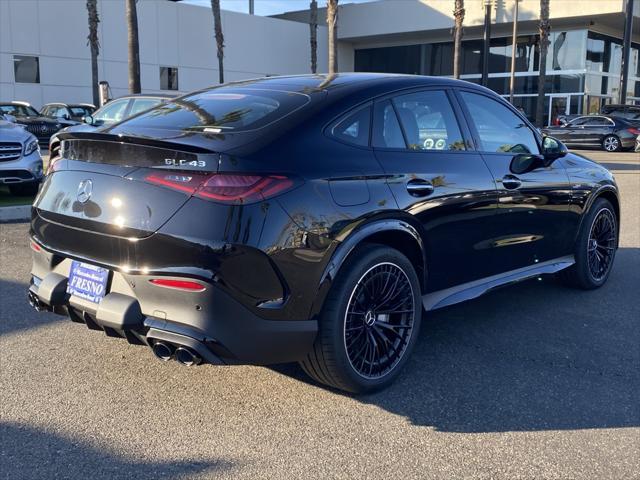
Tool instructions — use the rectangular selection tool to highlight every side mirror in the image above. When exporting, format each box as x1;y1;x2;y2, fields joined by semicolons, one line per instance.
83;115;94;125
510;154;544;175
542;136;568;162
60;113;70;120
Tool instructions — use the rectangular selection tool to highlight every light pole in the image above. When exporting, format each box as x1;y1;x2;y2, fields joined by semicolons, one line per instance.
619;0;634;104
481;0;492;87
249;0;254;15
509;0;519;104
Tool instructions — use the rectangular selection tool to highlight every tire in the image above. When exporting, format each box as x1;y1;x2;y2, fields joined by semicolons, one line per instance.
559;198;618;289
300;244;422;393
602;135;621;152
8;182;39;196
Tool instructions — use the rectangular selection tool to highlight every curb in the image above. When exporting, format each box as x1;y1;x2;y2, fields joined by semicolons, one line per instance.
0;205;31;223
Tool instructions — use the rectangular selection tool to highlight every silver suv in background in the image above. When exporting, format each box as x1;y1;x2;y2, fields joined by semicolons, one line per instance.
0;120;43;195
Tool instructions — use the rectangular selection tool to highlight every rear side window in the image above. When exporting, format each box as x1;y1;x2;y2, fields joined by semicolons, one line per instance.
392;90;465;151
95;99;130;123
372;100;405;149
332;105;371;147
122;88;309;133
584;117;613;126
460;91;540;154
129;98;162;116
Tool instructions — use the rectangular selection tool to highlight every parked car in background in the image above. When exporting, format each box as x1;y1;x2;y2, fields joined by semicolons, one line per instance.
29;74;620;393
0;102;62;146
48;94;174;158
41;103;96;127
555;114;581;126
601;104;640;121
0;119;43;195
542;115;639;151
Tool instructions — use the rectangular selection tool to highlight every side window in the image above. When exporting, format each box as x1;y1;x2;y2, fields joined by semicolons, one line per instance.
585;117;613;126
569;117;590;126
129;98;162;117
95;99;130;123
460;91;540;154
331;105;371;147
392;90;465;151
372;100;405;149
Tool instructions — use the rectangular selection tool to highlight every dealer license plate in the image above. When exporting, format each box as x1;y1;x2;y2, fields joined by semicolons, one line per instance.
67;261;109;304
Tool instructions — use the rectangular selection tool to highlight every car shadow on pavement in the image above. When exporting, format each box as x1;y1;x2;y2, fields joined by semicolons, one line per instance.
598;162;640;171
0;278;66;336
274;248;640;433
0;421;232;479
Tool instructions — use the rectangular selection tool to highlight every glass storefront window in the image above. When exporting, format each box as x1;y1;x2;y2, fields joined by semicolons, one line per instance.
548;30;586;71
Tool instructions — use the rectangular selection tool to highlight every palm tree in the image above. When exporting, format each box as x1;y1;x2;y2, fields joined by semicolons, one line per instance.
453;0;465;79
310;0;318;74
211;0;225;84
327;0;339;74
125;0;141;93
86;0;100;106
535;0;550;127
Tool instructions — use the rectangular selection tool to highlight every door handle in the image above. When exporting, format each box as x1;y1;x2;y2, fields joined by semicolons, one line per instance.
406;178;434;197
502;174;522;190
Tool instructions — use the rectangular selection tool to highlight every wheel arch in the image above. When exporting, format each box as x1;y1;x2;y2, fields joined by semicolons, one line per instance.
581;186;621;246
309;217;427;320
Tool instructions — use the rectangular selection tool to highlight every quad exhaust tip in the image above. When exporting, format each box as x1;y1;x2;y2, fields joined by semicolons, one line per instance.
28;291;47;312
152;341;174;361
175;347;201;367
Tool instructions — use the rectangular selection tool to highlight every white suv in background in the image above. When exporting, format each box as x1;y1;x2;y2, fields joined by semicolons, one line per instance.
0;119;43;196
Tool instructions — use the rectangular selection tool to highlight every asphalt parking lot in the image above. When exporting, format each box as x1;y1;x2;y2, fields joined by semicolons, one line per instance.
1;149;638;479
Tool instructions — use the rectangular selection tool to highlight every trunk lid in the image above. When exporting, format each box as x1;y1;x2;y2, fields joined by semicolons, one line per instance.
35;132;220;238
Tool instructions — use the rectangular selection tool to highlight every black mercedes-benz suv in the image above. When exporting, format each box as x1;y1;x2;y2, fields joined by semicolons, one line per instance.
29;74;620;393
0;102;62;145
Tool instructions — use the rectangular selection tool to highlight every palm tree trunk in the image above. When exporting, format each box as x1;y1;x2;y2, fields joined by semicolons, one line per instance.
535;0;550;127
310;0;318;74
86;0;100;106
453;0;465;79
211;0;225;84
125;0;141;94
327;0;339;74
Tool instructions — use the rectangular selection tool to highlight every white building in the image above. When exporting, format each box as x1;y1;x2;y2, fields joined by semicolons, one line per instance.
1;0;638;123
0;0;328;108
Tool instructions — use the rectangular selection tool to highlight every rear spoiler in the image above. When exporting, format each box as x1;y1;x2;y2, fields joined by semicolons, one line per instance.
57;131;219;172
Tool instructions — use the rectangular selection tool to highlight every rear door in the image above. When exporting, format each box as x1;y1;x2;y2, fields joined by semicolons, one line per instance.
372;88;498;291
456;90;574;269
582;116;614;144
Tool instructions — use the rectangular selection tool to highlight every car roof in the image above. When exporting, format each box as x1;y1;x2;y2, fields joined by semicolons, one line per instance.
43;102;96;107
111;93;176;100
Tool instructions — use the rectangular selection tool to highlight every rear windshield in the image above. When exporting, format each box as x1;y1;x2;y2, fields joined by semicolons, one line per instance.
121;88;309;133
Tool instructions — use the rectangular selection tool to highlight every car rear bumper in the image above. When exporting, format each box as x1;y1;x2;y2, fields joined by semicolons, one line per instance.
28;245;318;366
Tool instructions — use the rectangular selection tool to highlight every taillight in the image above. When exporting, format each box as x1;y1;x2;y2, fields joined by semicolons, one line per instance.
627;127;640;135
144;172;208;195
149;278;206;292
143;172;297;205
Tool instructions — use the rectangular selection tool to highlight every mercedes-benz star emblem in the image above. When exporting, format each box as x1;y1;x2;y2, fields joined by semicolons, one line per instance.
76;179;93;204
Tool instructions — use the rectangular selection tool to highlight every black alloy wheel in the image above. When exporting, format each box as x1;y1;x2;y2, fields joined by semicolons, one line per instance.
586;207;617;282
344;262;416;379
301;244;422;393
559;198;618;289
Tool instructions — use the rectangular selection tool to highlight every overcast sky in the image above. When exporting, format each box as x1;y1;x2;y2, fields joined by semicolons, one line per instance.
184;0;376;16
